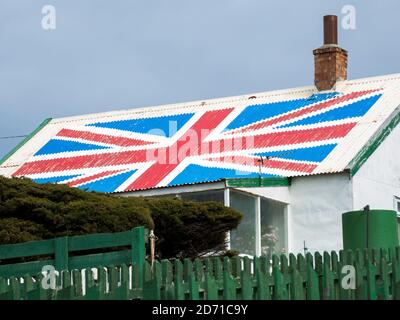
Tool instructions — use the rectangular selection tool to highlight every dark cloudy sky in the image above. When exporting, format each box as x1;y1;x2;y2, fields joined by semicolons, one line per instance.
1;0;399;158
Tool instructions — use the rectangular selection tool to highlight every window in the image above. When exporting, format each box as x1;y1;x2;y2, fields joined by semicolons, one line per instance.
179;189;224;203
169;188;288;257
395;196;400;215
229;190;257;256
260;198;288;258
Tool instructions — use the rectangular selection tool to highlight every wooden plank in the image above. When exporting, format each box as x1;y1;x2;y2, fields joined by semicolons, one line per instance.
72;269;83;298
55;237;69;271
161;260;173;300
243;256;251;275
204;258;213;276
255;269;270;300
297;254;306;274
280;254;288;274
322;259;334;300
22;275;35;300
0;239;54;260
231;256;242;278
305;253;314;268
108;266;119;298
214;257;223;281
0;259;54;279
132;227;145;289
391;257;400;300
314;252;323;276
174;260;184;300
188;274;199;300
143;261;161;300
223;270;237;300
85;268;95;289
377;257;390;300
183;259;193;282
194;258;204;283
69;249;130;270
272;266;286;300
290;269;305;300
260;256;270;276
306;263;320;300
204;272;218;300
56;270;74;300
366;262;377;300
240;269;253;300
68;230;132;251
289;253;297;272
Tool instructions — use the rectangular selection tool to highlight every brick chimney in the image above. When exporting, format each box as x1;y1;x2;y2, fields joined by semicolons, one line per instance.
313;15;348;91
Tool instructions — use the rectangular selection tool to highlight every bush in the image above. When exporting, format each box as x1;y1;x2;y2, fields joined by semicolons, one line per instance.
145;198;242;259
0;177;242;259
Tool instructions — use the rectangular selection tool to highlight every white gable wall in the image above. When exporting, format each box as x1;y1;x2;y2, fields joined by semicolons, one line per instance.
352;120;400;211
289;172;353;254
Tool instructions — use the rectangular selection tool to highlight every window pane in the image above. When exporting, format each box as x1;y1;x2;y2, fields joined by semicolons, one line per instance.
179;189;224;203
260;198;287;258
229;190;256;256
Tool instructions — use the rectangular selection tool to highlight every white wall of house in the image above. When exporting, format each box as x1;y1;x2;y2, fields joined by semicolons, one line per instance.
352;121;400;212
289;172;353;254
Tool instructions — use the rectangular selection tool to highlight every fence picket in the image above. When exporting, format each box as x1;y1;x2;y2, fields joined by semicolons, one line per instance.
222;270;237;300
240;269;253;300
204;272;218;300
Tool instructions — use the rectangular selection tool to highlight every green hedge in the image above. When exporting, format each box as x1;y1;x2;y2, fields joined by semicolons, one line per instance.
0;177;242;258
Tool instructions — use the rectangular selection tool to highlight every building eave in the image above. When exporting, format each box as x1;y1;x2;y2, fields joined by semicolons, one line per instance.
0;118;52;166
349;106;400;177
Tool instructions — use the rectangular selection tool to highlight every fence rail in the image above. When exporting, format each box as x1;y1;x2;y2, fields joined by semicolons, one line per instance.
0;227;145;279
1;245;400;300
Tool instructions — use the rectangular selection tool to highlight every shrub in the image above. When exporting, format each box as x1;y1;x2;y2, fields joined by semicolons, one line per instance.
0;177;242;259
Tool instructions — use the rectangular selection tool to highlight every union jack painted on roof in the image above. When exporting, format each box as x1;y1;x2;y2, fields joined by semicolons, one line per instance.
2;74;400;192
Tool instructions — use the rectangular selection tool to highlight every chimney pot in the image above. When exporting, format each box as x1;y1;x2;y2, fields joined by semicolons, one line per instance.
324;15;338;45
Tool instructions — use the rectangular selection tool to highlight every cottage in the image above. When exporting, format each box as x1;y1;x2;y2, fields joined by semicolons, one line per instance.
1;16;399;256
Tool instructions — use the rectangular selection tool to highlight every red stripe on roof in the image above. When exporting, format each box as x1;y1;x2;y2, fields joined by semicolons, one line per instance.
57;129;152;147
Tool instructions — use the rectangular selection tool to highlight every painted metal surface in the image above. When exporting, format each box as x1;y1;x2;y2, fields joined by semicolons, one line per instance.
226;177;289;188
2;73;400;192
342;210;399;250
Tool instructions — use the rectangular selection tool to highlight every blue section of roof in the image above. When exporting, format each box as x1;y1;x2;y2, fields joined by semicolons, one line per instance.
168;164;274;186
224;92;339;132
78;170;137;193
254;144;337;163
87;113;194;137
35;139;109;155
32;174;81;184
279;94;382;128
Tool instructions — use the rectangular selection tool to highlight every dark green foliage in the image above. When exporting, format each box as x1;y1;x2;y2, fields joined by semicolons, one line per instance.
145;198;242;259
0;177;242;258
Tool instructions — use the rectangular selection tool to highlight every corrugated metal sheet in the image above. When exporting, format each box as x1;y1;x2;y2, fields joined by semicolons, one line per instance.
2;73;400;193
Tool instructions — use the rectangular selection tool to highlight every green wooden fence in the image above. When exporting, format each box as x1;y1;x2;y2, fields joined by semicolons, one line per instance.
1;246;400;300
0;227;145;279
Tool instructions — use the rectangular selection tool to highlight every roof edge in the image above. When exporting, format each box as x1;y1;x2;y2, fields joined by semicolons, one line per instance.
349;106;400;176
0;118;52;166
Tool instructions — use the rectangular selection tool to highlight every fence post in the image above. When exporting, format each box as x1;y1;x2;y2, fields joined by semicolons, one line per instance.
55;236;69;271
131;227;145;289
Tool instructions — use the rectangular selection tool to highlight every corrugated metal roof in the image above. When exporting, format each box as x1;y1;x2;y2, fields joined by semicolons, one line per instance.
1;73;400;193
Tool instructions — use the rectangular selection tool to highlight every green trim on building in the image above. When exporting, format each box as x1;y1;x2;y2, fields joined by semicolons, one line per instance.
0;118;52;166
226;177;290;188
349;109;400;177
